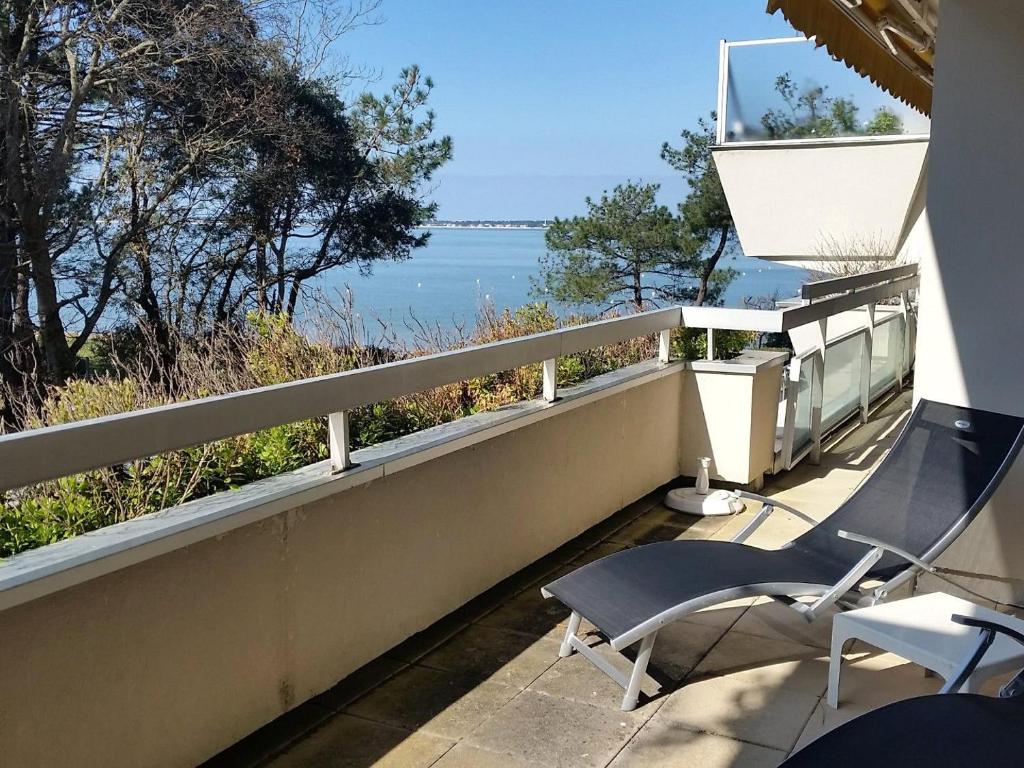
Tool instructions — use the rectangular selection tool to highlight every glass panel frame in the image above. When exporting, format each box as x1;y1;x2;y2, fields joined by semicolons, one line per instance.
717;37;930;145
821;331;866;432
870;315;904;399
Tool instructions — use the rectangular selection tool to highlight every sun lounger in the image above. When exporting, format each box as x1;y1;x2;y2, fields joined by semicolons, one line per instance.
542;399;1024;710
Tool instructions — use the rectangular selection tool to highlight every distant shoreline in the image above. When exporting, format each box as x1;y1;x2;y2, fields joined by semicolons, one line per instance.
422;222;550;231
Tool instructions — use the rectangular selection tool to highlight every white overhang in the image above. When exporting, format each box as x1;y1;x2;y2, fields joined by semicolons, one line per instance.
712;135;929;265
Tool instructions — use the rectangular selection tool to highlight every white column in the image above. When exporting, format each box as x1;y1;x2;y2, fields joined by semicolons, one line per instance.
807;319;827;465
912;0;1024;603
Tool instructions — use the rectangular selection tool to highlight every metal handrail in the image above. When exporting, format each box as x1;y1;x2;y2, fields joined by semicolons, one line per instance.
802;264;919;301
0;309;681;491
0;267;918;492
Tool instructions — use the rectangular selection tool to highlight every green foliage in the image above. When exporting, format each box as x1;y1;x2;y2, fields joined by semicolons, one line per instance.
533;116;741;315
1;2;454;389
761;73;905;139
228;65;454;318
534;184;682;312
661;117;739;306
672;328;756;361
864;108;903;135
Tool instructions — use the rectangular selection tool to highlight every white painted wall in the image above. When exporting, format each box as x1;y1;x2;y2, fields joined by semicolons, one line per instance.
914;0;1024;602
713;138;928;264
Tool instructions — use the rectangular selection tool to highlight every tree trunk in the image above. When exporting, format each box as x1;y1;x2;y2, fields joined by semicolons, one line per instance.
632;263;644;312
133;243;176;383
23;217;73;382
695;224;731;306
0;219;36;428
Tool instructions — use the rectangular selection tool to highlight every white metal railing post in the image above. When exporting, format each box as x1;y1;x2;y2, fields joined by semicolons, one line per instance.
808;319;827;465
716;39;729;144
706;328;715;361
658;329;672;363
899;290;912;387
859;304;876;422
780;358;801;471
542;358;558;402
328;411;352;472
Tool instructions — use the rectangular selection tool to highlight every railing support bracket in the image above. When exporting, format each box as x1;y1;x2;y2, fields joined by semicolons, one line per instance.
329;411;352;473
543;358;558;402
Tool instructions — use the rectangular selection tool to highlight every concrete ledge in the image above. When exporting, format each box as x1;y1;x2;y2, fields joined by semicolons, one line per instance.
685;349;787;375
0;359;683;612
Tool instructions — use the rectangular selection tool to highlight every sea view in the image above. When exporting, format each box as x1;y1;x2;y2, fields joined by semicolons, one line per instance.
316;227;810;336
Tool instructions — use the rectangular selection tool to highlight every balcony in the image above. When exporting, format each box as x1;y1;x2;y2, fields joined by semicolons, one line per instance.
203;391;975;768
0;268;923;767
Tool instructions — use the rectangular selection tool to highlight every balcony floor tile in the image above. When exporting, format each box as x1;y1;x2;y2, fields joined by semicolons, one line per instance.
653;674;820;753
265;714;452;768
609;718;785;768
462;689;648;768
418;625;561;689
344;665;518;741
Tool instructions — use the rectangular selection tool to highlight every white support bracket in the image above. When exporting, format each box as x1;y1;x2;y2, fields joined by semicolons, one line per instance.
899;290;912;389
859;305;876;423
328;411;352;473
542;358;558;402
658;328;672;363
779;357;802;471
706;328;715;361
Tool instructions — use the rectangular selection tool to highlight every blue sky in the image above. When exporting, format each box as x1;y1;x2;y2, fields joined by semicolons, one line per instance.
336;2;922;219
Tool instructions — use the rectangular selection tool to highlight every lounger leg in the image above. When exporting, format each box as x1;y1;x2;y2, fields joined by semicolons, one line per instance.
827;628;853;708
621;631;657;712
560;612;582;657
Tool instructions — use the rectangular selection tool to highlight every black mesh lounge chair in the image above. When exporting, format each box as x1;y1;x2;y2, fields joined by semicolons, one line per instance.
781;613;1024;767
542;399;1024;710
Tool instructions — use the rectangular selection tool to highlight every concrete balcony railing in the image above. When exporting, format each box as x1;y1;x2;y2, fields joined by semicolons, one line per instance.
0;266;916;767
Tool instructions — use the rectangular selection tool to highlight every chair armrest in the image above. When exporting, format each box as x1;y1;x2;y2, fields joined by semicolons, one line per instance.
952;614;1024;648
729;490;816;544
733;491;819;526
836;529;936;573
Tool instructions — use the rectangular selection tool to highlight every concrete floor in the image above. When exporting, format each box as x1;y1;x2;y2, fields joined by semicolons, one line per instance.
210;390;991;768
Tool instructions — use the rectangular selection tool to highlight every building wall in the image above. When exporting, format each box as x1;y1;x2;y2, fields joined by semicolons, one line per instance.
914;0;1024;602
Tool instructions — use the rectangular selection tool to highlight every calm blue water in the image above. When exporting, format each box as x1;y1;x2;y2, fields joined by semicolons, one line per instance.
312;228;809;336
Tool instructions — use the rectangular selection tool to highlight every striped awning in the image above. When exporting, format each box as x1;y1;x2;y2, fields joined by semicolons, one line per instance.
767;0;934;115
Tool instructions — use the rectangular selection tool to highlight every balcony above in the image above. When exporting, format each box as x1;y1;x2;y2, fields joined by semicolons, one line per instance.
710;35;930;266
713;136;928;266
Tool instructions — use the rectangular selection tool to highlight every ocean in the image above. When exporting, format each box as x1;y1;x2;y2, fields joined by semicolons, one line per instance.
313;228;809;338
